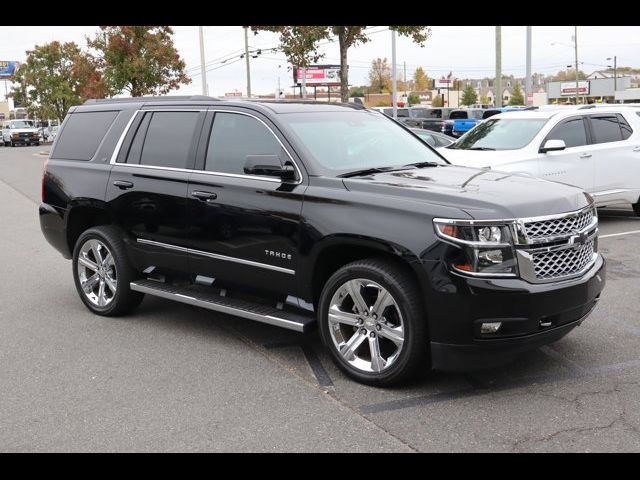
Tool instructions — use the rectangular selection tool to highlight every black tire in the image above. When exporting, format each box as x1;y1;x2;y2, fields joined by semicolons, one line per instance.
318;258;429;387
633;200;640;217
72;225;144;316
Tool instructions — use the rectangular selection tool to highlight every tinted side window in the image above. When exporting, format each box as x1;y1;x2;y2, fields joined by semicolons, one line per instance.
205;113;281;175
52;111;118;160
125;113;152;164
450;111;468;119
618;114;633;140
139;111;200;169
547;117;587;148
590;115;622;144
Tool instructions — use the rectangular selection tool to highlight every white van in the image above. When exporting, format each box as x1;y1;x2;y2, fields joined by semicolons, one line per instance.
2;119;40;147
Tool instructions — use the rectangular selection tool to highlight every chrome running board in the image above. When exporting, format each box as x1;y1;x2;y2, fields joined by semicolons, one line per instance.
130;279;315;332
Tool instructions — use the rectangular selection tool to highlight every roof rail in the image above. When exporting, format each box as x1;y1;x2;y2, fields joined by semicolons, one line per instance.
83;95;223;105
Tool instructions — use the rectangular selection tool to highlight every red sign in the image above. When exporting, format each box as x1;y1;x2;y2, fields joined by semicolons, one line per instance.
293;65;342;86
224;92;242;97
527;92;534;105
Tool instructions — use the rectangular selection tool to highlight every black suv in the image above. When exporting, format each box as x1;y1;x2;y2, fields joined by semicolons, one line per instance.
40;96;606;386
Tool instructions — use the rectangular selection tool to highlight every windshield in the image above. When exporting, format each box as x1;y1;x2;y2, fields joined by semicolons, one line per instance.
281;111;446;175
10;121;35;129
410;108;430;118
450;118;547;150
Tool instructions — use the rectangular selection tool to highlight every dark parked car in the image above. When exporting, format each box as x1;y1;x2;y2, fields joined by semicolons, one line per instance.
40;96;605;386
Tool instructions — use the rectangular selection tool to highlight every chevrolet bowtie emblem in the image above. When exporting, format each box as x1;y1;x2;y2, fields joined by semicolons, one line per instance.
570;231;588;246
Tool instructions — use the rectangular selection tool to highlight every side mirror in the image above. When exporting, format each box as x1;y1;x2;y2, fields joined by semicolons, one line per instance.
244;155;296;180
540;139;566;153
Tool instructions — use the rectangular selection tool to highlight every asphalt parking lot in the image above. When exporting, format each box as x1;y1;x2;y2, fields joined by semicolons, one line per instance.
1;144;639;452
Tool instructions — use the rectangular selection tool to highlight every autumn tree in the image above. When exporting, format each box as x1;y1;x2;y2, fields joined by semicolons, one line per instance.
551;69;587;81
369;58;392;93
461;84;478;106
509;83;525;105
87;26;191;97
432;95;444;107
413;67;431;91
479;93;490;105
10;41;105;121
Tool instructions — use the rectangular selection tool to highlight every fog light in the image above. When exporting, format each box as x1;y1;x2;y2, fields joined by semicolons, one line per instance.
481;322;502;334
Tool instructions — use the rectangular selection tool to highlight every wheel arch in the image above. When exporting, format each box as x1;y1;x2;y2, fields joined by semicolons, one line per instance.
65;200;114;255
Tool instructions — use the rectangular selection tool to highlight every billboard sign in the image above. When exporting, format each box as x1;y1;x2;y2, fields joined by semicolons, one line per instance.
0;61;19;78
293;65;342;86
435;78;453;88
224;91;242;97
560;81;590;96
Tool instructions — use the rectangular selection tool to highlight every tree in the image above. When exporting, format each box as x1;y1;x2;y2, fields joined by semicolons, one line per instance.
408;92;421;106
414;67;431;91
432;95;443;107
509;83;525;105
369;58;392;93
551;69;587;82
479;93;490;105
10;41;105;121
349;86;366;97
461;84;478;106
87;26;191;97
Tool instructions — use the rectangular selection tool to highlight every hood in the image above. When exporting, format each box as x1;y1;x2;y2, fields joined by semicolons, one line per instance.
437;147;530;168
342;165;591;220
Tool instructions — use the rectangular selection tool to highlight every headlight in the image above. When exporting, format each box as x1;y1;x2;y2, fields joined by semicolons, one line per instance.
433;219;518;276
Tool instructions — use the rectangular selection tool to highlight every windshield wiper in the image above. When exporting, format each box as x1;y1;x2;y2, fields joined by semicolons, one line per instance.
466;147;496;151
338;167;400;178
402;161;441;168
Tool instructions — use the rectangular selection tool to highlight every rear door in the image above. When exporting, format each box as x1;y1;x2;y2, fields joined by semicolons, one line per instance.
587;112;640;205
106;108;205;275
538;115;594;192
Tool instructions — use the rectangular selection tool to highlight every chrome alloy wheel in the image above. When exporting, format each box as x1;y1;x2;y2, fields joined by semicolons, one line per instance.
77;239;117;307
328;279;405;373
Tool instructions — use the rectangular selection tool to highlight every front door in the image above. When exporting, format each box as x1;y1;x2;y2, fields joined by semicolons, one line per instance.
106;109;205;275
186;110;306;295
538;115;594;192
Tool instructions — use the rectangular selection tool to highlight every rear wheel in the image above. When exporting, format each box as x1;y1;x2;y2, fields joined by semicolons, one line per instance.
633;199;640;216
318;259;428;386
72;225;144;316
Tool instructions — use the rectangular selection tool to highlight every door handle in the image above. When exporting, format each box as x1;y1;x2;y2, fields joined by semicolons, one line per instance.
191;191;218;202
113;180;134;190
579;153;592;159
633;146;640;152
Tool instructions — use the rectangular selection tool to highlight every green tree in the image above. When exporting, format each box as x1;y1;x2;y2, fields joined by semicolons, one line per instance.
87;26;191;97
369;58;392;93
349;86;366;97
509;83;525;105
479;93;489;104
413;67;430;91
432;95;443;107
10;41;106;121
461;84;478;106
408;92;421;105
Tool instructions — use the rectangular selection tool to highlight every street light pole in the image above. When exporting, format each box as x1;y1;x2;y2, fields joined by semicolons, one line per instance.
574;26;579;105
244;26;251;98
495;26;502;107
198;26;208;96
391;29;398;119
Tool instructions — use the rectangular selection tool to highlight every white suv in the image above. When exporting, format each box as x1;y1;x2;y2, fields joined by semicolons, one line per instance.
439;106;640;214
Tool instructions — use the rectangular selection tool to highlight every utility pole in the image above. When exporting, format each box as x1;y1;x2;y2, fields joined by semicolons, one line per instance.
525;26;532;105
198;26;208;96
403;61;407;88
495;26;502;107
574;26;579;105
302;67;307;99
244;26;251;98
391;30;398;119
608;55;617;101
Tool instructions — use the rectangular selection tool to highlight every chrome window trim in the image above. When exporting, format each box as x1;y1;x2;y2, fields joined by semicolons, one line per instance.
108;108;305;185
137;238;295;275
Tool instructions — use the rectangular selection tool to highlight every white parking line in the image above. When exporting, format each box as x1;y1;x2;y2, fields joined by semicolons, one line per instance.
600;229;640;239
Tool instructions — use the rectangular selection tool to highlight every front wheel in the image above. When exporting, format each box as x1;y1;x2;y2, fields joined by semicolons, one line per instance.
633;199;640;216
318;259;428;386
72;225;144;316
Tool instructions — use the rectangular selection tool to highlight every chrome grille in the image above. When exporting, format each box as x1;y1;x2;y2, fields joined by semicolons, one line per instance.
524;208;595;239
531;240;595;280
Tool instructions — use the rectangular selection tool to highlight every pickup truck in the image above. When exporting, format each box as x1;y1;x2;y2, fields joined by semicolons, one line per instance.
39;96;606;386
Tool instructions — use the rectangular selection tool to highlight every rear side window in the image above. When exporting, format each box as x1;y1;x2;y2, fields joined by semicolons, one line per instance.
618;114;633;140
53;111;118;160
205;112;281;175
450;111;468;119
590;115;622;144
139;111;200;169
547;117;587;148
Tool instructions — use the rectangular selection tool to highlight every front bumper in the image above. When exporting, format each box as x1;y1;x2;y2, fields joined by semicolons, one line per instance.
426;254;606;371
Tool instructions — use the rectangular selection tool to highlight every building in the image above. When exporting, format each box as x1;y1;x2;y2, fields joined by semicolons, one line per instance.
546;76;632;104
